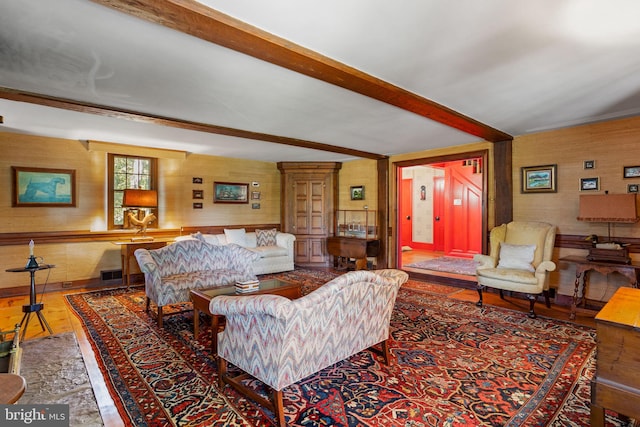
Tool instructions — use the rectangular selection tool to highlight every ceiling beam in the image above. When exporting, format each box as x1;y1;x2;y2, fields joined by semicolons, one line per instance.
91;0;512;142
0;87;387;160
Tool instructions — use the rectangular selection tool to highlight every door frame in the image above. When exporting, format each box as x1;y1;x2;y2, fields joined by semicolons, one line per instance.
392;150;489;268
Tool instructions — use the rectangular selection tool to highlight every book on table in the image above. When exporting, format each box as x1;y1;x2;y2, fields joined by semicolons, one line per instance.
235;280;259;293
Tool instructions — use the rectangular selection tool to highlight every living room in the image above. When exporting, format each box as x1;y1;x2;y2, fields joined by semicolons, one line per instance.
2;0;640;425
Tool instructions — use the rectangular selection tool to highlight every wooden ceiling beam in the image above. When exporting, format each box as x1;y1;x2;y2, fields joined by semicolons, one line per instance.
91;0;512;142
0;87;387;160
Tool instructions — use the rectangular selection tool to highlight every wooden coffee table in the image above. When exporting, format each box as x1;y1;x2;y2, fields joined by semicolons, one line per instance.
190;278;302;354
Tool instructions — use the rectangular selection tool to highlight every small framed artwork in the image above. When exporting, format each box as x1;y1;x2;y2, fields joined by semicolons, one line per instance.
521;164;557;193
12;166;76;207
213;182;249;204
193;202;203;209
583;160;595;169
350;185;365;200
628;184;639;193
251;191;261;200
252;203;261;209
192;177;203;184
192;190;204;199
623;166;640;178
580;177;600;191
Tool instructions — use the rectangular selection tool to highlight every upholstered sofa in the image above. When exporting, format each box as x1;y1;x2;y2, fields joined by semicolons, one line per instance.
134;239;259;327
210;269;409;426
175;228;295;275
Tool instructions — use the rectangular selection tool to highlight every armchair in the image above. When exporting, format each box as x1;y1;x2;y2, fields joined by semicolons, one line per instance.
474;221;557;318
209;269;409;426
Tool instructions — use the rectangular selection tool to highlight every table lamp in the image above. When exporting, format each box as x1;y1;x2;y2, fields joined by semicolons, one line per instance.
122;189;158;241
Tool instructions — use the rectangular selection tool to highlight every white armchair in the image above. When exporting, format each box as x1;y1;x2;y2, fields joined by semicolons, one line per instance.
474;221;557;318
209;269;409;426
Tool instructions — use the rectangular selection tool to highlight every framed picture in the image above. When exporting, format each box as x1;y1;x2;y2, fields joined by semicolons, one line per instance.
12;166;76;207
192;190;204;199
251;191;261;200
623;166;640;178
521;164;557;193
213;181;249;204
580;177;600;191
350;185;365;200
583;160;595;169
192;177;203;184
193;202;203;209
252;203;261;209
628;184;639;193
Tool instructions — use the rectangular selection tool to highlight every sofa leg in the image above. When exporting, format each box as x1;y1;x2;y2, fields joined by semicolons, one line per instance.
273;389;286;427
381;339;391;365
217;357;227;389
476;286;483;307
157;306;163;328
527;295;537;318
499;289;505;300
145;297;151;312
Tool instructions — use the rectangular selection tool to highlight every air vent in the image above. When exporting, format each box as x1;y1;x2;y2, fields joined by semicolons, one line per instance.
101;269;123;282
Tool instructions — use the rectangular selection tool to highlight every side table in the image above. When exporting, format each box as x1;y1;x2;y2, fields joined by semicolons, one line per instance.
560;256;640;320
6;264;55;340
112;240;170;287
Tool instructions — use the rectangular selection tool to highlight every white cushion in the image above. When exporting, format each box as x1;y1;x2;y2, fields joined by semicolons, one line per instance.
224;228;246;246
497;243;536;272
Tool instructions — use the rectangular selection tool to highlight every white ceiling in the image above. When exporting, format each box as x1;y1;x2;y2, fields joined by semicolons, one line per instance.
1;0;640;162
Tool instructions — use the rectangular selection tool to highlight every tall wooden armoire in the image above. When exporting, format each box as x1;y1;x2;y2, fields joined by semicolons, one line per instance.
277;162;341;267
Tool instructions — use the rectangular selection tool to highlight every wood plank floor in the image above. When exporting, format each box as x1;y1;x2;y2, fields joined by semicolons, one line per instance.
0;273;596;427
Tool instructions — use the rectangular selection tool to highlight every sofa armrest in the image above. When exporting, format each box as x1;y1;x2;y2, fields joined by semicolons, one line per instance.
209;294;290;318
535;260;556;273
275;232;295;253
473;254;496;270
134;248;162;301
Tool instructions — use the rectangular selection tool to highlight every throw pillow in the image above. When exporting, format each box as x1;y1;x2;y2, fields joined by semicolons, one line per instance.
224;228;247;246
497;243;536;272
190;232;206;242
256;228;278;247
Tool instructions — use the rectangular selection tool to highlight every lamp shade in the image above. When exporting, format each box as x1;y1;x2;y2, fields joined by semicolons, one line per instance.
122;189;158;208
577;194;638;223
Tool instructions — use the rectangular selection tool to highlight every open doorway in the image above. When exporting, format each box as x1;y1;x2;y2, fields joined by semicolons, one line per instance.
397;153;486;274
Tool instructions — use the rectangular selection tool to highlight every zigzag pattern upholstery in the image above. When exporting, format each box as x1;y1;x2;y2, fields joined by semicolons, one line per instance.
135;240;259;326
210;269;408;426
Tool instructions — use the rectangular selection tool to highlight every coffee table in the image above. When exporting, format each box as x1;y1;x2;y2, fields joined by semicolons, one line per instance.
190;278;302;354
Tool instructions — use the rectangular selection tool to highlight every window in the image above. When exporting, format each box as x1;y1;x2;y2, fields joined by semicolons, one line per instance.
108;154;157;229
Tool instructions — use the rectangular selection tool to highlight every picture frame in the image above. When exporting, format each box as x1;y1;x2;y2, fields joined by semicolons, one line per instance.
12;166;76;207
252;203;261;209
192;190;204;199
628;184;639;193
623;166;640;178
213;181;249;204
193;202;203;209
350;185;365;200
251;191;261;200
580;177;600;191
521;164;557;193
583;160;595;169
192;177;203;184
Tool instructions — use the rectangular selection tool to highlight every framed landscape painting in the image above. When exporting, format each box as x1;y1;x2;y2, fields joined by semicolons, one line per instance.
12;166;76;207
521;164;557;193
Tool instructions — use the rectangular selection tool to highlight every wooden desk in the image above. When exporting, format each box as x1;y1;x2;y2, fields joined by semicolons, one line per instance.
327;236;380;270
112;240;170;287
591;287;640;426
560;256;640;320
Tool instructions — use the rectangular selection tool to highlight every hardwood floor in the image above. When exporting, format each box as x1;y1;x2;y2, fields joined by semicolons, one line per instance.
0;271;596;426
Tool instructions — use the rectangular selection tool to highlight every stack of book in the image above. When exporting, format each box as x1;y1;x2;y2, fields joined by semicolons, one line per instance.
235;280;260;293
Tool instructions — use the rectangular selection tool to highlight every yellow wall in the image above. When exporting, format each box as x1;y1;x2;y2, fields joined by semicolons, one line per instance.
0;132;280;290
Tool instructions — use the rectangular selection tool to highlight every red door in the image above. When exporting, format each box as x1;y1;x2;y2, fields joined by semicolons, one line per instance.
444;164;483;258
433;176;444;251
400;178;413;252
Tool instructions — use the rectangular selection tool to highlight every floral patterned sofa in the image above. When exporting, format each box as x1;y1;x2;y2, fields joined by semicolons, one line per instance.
210;269;409;426
134;239;259;327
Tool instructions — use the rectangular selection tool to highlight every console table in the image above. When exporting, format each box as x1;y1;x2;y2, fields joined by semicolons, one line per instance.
112;240;170;287
560;256;640;320
591;287;640;426
6;264;55;340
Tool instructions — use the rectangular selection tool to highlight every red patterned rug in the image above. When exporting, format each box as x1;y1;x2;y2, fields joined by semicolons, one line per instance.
65;269;628;426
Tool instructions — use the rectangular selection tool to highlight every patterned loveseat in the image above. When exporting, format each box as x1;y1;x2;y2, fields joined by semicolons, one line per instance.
134;240;259;327
210;269;409;426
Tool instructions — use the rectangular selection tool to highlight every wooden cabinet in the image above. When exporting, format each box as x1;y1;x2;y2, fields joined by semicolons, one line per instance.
278;162;341;267
591;287;640;426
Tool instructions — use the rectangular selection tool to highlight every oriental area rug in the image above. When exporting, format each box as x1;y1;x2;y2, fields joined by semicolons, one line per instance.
405;256;478;276
65;269;629;426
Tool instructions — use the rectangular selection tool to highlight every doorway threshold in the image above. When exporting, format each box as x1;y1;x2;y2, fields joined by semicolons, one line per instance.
405;269;477;290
